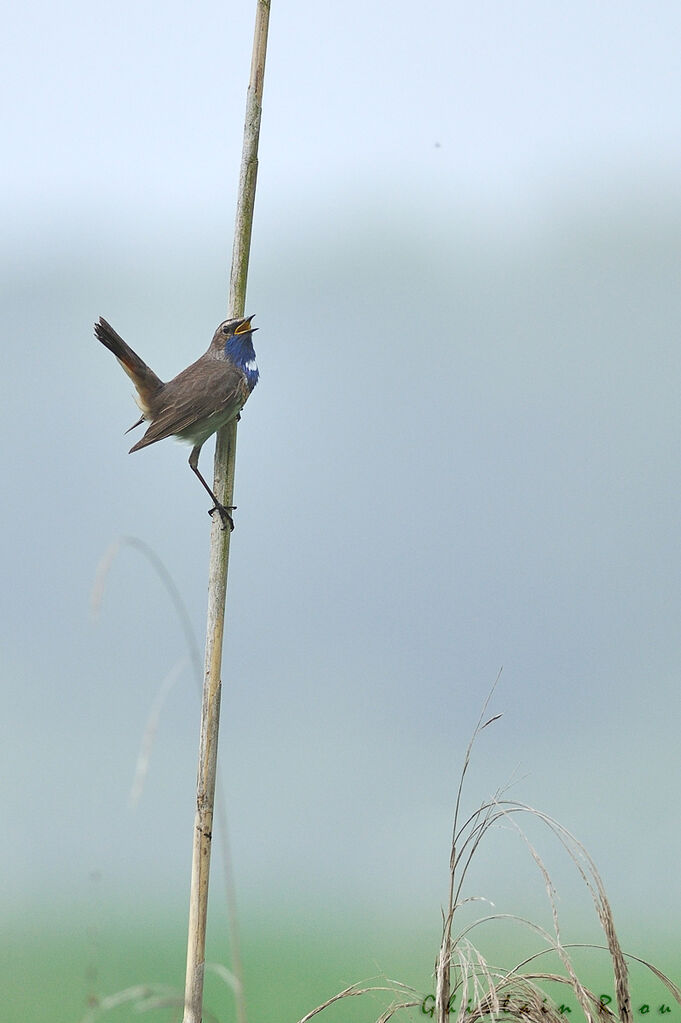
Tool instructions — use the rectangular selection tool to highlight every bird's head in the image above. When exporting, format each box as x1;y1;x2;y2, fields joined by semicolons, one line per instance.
211;314;259;388
212;314;257;342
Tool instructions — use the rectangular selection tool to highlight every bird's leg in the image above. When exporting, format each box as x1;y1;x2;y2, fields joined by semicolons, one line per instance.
188;445;235;531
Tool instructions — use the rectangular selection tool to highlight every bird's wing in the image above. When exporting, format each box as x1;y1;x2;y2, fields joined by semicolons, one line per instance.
129;359;247;451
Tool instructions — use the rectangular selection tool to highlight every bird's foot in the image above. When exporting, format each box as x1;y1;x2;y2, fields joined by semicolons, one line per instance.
209;502;236;531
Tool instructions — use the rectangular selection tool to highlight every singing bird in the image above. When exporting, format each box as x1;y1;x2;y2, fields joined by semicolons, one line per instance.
94;315;259;529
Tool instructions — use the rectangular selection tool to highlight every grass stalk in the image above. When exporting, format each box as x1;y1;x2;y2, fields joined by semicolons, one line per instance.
92;535;247;1020
182;4;271;1022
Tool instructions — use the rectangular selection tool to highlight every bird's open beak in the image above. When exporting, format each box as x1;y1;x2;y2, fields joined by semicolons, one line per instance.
235;315;257;334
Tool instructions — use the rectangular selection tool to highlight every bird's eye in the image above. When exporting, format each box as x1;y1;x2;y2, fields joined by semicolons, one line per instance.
221;325;230;335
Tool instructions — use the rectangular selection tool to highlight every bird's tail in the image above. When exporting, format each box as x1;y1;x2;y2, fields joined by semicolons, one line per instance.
94;317;164;416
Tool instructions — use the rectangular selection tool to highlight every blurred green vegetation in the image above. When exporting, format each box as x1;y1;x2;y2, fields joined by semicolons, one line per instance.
4;910;678;1023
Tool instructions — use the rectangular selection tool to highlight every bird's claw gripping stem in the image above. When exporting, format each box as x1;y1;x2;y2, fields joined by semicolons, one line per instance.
209;503;236;531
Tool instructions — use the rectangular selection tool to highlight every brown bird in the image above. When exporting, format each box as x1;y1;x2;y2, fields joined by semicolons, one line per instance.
94;315;259;529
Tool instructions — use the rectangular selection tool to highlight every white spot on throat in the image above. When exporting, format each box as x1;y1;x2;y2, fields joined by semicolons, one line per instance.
244;359;258;372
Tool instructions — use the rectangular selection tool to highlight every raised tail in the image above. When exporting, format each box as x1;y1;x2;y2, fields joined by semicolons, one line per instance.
94;317;164;416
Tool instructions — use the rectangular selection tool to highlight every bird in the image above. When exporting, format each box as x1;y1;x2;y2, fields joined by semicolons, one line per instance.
94;314;259;529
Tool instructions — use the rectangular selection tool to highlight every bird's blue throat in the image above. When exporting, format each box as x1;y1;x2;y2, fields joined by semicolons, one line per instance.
226;333;259;391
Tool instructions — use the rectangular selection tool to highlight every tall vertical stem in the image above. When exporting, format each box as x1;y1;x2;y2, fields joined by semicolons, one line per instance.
182;4;270;1021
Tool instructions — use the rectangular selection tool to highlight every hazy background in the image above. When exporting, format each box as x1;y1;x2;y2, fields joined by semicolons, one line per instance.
2;1;680;1019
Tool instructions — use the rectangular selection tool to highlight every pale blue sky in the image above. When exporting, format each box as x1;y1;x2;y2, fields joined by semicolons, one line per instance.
5;1;681;221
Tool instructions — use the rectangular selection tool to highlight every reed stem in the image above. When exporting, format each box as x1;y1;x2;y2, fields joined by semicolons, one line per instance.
182;5;270;1021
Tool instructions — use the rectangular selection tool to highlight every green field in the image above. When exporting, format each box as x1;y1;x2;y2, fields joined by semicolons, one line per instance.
4;909;678;1023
